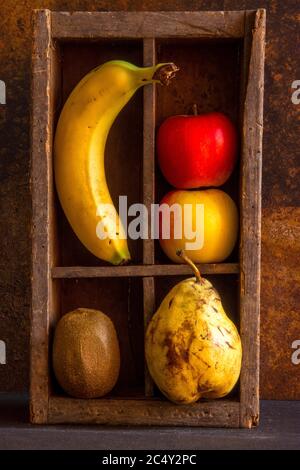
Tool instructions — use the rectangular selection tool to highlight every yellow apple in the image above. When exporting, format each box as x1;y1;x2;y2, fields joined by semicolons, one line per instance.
159;189;238;263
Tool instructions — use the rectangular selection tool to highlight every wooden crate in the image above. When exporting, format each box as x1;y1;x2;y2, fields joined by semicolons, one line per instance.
31;9;265;428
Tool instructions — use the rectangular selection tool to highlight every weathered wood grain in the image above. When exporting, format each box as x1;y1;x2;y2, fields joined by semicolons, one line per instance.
143;277;155;397
51;263;240;278
142;39;156;396
49;397;240;427
239;9;265;428
143;38;156;265
51;11;246;39
30;9;51;424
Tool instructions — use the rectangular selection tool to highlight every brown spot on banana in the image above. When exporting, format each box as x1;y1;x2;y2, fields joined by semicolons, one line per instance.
217;326;224;336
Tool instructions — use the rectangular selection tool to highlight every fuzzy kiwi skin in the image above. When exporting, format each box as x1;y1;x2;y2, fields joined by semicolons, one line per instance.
53;308;120;398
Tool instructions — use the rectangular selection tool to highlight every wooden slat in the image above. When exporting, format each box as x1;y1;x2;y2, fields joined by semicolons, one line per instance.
239;9;265;428
51;11;246;39
30;9;52;424
143;277;155;397
143;38;156;265
238;11;252;129
142;38;156;397
49;397;240;427
52;263;240;279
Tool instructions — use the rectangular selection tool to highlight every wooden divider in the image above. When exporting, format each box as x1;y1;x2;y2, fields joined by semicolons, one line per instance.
142;38;156;397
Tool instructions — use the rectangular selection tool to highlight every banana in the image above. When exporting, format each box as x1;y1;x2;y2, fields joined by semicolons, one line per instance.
54;60;178;265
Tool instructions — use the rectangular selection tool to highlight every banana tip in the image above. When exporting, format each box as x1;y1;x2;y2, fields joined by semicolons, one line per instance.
118;258;131;266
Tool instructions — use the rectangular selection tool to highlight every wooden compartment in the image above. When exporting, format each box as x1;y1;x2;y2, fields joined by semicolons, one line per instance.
154;38;241;264
31;9;265;427
57;277;145;398
152;274;240;402
55;40;144;266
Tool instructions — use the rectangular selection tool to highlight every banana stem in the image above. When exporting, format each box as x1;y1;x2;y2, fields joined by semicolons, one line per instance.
152;63;179;86
176;250;202;283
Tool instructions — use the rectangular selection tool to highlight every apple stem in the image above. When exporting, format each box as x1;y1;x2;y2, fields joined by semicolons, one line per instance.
193;103;198;116
176;250;202;284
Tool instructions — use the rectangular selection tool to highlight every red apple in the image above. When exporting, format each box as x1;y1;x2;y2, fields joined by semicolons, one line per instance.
157;112;238;188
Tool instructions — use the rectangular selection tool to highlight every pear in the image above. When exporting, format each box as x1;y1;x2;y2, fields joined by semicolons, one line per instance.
145;251;242;404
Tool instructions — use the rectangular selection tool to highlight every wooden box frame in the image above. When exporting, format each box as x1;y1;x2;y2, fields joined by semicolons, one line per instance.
31;9;265;428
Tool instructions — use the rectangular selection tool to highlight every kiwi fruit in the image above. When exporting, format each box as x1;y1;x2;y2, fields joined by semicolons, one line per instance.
53;308;120;398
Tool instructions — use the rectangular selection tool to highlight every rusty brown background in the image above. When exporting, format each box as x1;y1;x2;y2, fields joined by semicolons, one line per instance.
0;0;299;399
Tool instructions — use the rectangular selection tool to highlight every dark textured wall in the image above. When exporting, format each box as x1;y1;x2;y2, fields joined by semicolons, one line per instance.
0;0;299;398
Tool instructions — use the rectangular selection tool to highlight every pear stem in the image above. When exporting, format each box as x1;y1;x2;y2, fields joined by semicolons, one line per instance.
176;250;202;283
193;103;198;116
